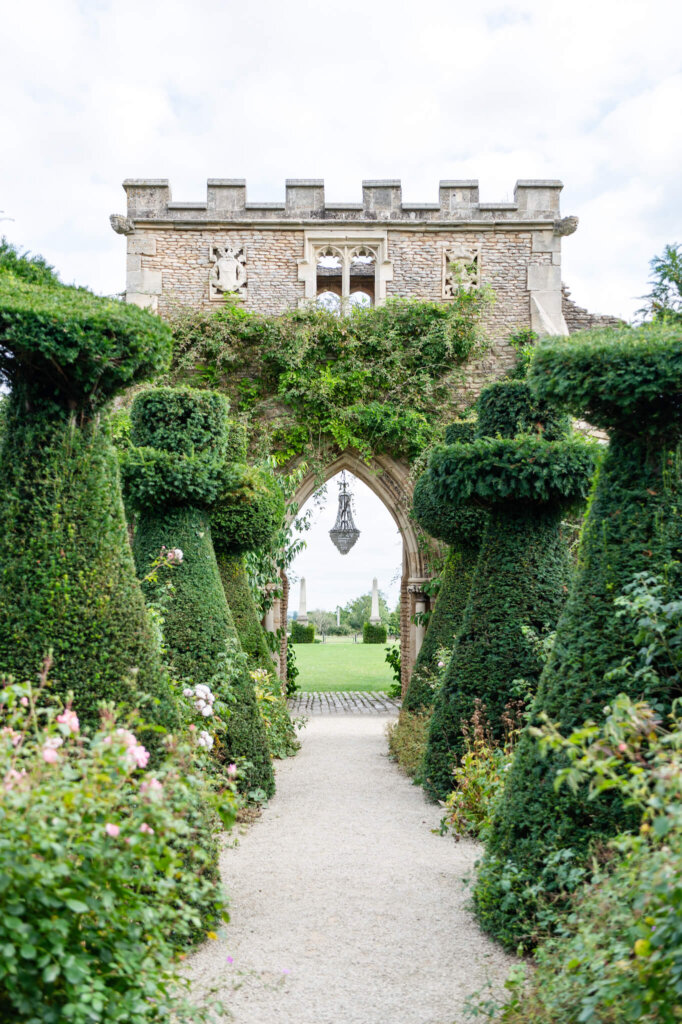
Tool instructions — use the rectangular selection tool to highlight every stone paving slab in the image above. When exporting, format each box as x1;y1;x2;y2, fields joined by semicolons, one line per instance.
287;690;400;715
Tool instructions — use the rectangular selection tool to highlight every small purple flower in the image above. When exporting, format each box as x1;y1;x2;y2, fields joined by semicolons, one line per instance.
226;956;234;964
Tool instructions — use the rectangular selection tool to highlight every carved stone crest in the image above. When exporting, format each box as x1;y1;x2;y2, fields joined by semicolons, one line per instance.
443;244;480;297
209;244;247;300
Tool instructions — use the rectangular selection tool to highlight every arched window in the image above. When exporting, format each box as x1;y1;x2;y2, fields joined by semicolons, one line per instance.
315;244;376;309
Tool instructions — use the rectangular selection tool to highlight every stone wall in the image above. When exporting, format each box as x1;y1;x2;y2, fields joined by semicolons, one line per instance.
562;284;624;333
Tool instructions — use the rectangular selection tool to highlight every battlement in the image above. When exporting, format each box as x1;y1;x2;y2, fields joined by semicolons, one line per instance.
120;178;565;226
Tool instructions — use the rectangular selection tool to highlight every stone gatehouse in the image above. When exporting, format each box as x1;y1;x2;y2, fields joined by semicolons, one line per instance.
110;177;619;690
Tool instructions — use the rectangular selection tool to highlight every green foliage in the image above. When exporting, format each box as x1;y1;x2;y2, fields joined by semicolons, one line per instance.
120;448;226;510
439;700;522;842
0;684;234;1024
412;453;487;546
476;433;682;949
251;667;300;759
423;503;573;800
121;387;229;511
130;386;230;457
476;379;569;440
421;382;596;801
133;505;275;798
291;622;315;644
506;327;539;380
444;418;477;444
343;590;390;630
528;323;682;438
166;294;491;465
0;275;172;414
403;548;481;713
217;552;275;677
211;465;285;556
386;709;433;779
0;237;58;287
0;409;178;735
637;242;682;324
428;435;598;508
482;696;682;1024
363;622;387;644
384;643;402;699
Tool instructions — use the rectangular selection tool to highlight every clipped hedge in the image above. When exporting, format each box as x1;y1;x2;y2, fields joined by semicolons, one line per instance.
126;387;274;798
402;548;479;713
211;465;285;556
422;380;597;801
476;324;682;950
476;378;569;440
0;275;172;413
405;418;488;713
0;268;178;735
363;622;387;644
528;322;682;437
0;413;178;735
291;622;315;644
217;552;276;678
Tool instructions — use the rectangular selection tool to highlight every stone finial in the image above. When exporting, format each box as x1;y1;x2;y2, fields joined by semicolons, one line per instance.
298;577;308;626
110;214;135;235
553;215;579;237
369;577;381;625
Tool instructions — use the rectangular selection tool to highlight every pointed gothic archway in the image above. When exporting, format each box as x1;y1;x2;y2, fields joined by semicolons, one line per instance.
282;450;437;695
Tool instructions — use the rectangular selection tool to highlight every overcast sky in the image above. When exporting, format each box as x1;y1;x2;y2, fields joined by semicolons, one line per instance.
2;0;681;607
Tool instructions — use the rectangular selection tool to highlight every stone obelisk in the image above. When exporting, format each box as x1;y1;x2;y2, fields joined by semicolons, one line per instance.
369;577;381;625
298;577;308;626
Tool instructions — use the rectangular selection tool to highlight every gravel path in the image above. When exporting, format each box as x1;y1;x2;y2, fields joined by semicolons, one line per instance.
188;712;515;1024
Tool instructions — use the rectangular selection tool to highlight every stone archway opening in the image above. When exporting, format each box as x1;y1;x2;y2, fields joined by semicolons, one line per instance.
270;451;436;696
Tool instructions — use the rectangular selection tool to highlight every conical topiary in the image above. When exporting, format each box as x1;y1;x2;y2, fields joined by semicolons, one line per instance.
404;420;486;713
0;268;178;734
421;381;597;801
122;387;274;797
475;323;682;951
210;434;294;754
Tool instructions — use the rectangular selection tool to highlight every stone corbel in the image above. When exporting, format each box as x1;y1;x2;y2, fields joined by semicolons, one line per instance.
110;214;135;235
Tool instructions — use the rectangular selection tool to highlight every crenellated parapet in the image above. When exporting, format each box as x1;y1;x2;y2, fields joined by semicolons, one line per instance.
116;178;572;227
110;174;603;347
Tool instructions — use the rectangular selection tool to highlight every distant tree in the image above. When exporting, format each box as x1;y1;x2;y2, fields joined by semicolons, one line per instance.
387;601;401;636
308;609;335;635
638;243;682;323
343;591;390;630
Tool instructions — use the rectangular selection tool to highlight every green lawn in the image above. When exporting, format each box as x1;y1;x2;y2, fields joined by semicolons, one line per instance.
291;638;395;692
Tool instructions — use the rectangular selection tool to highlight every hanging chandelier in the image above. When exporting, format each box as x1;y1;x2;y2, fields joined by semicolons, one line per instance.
329;471;360;555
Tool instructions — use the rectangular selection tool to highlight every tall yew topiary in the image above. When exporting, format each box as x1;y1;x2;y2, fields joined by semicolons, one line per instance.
122;387;274;797
475;324;682;950
0;269;178;732
404;421;486;713
210;421;285;678
421;381;596;801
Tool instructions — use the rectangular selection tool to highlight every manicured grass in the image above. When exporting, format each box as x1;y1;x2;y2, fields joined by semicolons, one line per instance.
291;639;395;692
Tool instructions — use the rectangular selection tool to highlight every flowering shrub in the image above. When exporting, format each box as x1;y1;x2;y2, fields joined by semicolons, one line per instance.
468;696;682;1023
0;680;236;1023
439;700;523;841
252;668;301;759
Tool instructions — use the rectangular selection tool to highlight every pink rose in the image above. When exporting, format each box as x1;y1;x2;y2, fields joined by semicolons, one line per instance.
105;823;120;838
42;747;59;764
227;763;237;779
140;777;164;798
139;823;154;834
126;744;150;769
20;697;29;707
56;709;80;733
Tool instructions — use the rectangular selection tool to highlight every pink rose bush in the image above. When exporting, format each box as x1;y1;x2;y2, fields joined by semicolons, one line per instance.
0;681;238;1023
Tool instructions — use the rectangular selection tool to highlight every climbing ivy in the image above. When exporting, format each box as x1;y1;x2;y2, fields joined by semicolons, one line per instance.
165;294;491;466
